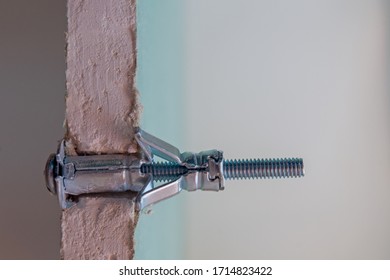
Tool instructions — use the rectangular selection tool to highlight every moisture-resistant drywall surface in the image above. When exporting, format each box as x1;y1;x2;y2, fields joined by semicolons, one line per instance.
184;0;390;259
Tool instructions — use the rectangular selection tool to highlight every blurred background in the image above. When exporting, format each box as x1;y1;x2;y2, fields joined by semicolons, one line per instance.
1;0;390;259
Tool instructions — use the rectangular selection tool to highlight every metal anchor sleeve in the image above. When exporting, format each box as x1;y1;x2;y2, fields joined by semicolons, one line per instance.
45;128;304;211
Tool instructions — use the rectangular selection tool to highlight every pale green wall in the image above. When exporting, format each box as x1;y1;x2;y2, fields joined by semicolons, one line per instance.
135;0;185;259
136;0;390;260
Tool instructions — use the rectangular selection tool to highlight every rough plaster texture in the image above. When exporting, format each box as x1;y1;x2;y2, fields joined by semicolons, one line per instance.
61;194;138;259
62;0;140;259
65;0;140;154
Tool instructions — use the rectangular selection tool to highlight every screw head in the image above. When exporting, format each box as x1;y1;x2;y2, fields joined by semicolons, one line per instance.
44;153;57;195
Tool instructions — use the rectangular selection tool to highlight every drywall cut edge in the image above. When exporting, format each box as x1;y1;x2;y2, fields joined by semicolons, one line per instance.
60;193;139;259
61;0;140;259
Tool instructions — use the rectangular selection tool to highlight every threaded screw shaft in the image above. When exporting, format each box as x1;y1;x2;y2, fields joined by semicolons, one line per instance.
140;162;188;182
223;158;304;179
141;158;304;181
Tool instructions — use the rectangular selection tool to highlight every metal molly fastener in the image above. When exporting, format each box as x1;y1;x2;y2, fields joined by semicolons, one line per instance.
44;128;304;210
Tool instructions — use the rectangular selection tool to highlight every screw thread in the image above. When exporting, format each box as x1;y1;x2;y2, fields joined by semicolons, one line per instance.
223;158;304;179
141;158;304;181
140;162;187;182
